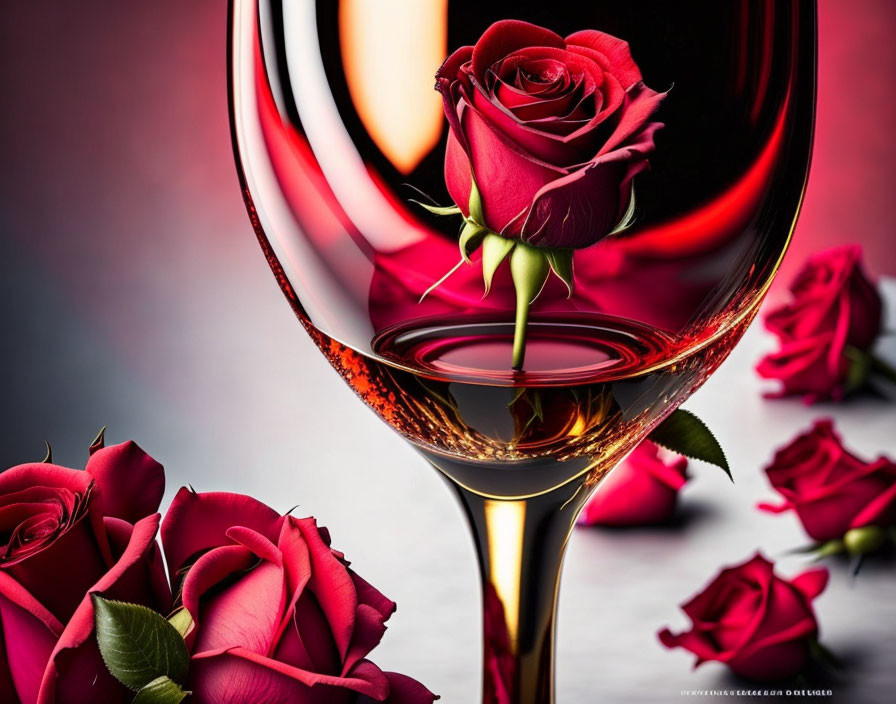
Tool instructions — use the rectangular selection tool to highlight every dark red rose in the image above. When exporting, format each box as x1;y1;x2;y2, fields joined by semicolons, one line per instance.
437;20;664;249
578;441;688;526
161;489;436;704
0;442;169;704
659;554;828;682
757;245;884;402
758;419;896;543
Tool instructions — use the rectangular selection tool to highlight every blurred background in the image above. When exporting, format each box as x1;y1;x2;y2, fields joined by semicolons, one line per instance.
1;1;895;702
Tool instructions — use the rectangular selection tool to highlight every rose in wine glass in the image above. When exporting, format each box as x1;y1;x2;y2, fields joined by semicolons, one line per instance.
426;20;665;369
229;2;816;702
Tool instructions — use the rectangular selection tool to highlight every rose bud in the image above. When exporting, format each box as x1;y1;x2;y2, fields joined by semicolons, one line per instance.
757;245;886;403
578;441;688;526
161;489;436;704
437;19;664;250
659;553;829;682
758;419;896;546
0;440;169;704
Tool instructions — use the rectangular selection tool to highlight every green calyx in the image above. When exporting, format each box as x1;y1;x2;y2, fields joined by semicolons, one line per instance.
843;525;887;556
415;177;575;370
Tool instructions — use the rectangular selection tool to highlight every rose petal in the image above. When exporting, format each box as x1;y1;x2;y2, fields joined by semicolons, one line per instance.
0;464;93;496
0;592;59;703
294;518;358;662
342;604;389;676
195;561;285;656
379;671;439;704
521;121;662;248
756;332;849;403
161;488;283;578
565;29;643;89
471;20;565;80
181;543;259;651
85;441;165;524
597;82;666;156
444;102;564;234
37;514;168;704
847;462;896;529
579;442;687;526
790;568;829;601
6;517;109;623
189;649;389;704
0;630;19;703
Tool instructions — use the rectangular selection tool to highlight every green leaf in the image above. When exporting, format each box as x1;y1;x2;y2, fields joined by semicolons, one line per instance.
608;186;636;236
481;234;516;296
167;609;193;639
132;676;189;704
409;200;462;217
93;596;190;691
458;221;488;263
648;409;731;479
468;176;485;225
544;249;574;297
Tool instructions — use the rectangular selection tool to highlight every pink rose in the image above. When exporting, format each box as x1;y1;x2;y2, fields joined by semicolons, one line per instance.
578;441;688;526
437;20;664;248
659;554;828;681
758;420;896;543
757;245;884;402
0;441;169;704
161;489;436;704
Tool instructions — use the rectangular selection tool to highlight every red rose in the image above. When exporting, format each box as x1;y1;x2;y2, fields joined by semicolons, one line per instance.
758;420;896;544
161;489;436;704
0;441;169;704
757;245;884;402
578;441;688;526
437;20;664;249
659;554;828;682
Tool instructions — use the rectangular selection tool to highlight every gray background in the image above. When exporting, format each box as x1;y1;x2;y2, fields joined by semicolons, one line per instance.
2;2;896;702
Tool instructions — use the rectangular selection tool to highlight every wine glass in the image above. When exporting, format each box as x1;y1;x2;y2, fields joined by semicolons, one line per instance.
228;1;816;701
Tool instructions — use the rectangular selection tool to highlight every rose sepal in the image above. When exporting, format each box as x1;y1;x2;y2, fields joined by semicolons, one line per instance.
414;177;581;368
843;345;896;394
791;525;892;570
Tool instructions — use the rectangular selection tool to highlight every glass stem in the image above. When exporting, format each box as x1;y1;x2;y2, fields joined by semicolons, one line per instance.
451;478;592;704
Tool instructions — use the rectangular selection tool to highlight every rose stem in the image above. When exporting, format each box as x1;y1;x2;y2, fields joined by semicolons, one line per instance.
512;285;530;370
509;243;549;371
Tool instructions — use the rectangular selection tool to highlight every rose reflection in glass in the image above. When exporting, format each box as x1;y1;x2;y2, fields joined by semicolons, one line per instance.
229;2;816;701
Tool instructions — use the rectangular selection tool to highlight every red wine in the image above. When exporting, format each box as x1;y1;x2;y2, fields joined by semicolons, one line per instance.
305;310;752;498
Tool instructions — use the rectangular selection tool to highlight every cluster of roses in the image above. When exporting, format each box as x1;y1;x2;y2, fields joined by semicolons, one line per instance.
0;438;436;703
579;246;895;682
